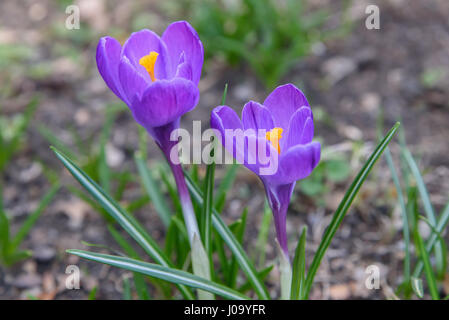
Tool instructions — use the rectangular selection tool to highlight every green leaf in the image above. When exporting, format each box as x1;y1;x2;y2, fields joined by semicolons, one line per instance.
384;148;411;287
411;277;423;299
51;147;193;299
201;155;215;259
291;226;307;300
303;122;400;299
184;173;270;300
122;277;132;300
98;109;117;194
214;163;238;212
238;265;273;293
9;183;59;253
68;249;249;300
325;158;350;182
88;286;97;300
38;125;78;161
108;225;150;300
413;201;449;278
255;202;272;267
135;153;172;227
412;215;439;299
0;183;10;261
228;208;248;288
402;148;445;278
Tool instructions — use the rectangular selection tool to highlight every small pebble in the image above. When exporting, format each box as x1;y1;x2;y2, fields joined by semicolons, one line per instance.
33;246;56;263
12;274;42;289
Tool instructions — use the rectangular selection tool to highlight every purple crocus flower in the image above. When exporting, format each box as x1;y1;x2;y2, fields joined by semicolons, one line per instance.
96;21;203;243
211;84;321;259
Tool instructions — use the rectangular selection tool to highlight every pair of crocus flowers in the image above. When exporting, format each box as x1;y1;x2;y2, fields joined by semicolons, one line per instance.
96;21;320;260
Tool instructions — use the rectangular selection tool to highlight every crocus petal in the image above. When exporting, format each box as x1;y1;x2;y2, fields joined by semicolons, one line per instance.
210;105;244;134
96;36;127;103
299;117;314;145
162;21;203;85
174;52;193;81
277;141;321;184
264;182;295;257
131;78;199;129
118;56;149;103
284;106;312;150
263;83;310;131
121;29;170;82
241;101;275;132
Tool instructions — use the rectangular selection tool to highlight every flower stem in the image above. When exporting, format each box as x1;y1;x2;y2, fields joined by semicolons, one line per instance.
159;138;213;299
166;159;199;243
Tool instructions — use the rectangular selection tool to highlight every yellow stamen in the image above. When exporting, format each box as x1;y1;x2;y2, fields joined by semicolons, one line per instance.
139;51;159;82
266;127;283;154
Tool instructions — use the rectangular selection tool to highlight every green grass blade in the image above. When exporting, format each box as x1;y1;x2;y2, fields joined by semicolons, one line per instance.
215;163;238;212
291;226;307;300
411;277;424;298
108;225;150;300
184;173;270;300
2;97;39;168
88;286;98;300
0;185;10;261
98;109;117;194
255;202;272;267
201;158;215;259
135;153;171;227
303;122;400;299
159;166;182;214
413;201;449;278
384;148;411;285
51;146;193;299
412;217;439;299
238;265;274;293
9;183;59;253
68;249;249;300
122;277;132;300
402;147;445;278
228;208;248;288
38;125;78;161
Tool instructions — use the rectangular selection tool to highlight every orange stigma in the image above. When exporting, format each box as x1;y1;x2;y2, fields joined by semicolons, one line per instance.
139;51;159;82
266;127;283;154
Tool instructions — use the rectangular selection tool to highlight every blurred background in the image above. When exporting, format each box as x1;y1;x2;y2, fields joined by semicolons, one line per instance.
0;0;448;299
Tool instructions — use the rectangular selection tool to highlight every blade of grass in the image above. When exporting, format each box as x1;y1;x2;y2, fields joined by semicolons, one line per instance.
384;148;411;286
51;146;193;299
238;265;274;293
214;163;238;212
135;153;172;228
9;183;59;253
98;109;117;194
108;225;150;300
159;166;182;214
413;201;449;278
402;147;445;278
291;226;307;300
122;277;132;300
1;97;39;168
184;172;270;300
0;183;10;261
38;125;78;161
88;286;97;300
412;216;439;299
68;249;249;300
255;202;272;268
201;154;215;267
303;122;400;299
411;277;424;299
228;208;248;288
